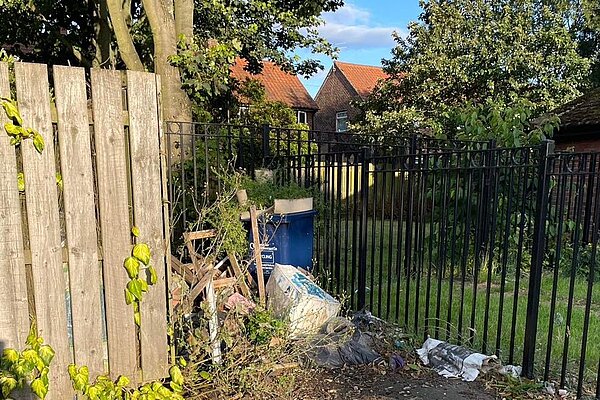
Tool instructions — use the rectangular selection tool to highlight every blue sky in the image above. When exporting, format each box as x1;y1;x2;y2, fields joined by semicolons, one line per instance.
298;1;423;97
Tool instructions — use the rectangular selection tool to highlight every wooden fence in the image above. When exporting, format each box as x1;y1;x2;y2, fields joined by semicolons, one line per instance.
0;62;170;398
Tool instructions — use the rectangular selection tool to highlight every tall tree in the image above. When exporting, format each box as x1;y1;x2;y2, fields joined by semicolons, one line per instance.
356;0;590;141
0;0;341;122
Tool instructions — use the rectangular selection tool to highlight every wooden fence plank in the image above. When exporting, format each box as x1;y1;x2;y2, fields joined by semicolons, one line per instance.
53;65;105;377
126;70;168;381
14;62;72;399
0;62;30;352
90;69;138;380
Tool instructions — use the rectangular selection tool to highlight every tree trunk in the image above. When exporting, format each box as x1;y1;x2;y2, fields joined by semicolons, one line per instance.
175;0;194;40
143;0;192;122
93;0;115;68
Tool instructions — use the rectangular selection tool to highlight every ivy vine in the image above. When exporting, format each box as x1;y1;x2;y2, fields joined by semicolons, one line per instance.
0;321;54;399
124;228;158;327
1;98;44;153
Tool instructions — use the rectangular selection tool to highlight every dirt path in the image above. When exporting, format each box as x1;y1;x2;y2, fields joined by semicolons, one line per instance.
295;365;499;400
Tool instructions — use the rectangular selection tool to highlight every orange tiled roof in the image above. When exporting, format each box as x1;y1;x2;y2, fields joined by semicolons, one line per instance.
334;61;388;98
230;59;318;110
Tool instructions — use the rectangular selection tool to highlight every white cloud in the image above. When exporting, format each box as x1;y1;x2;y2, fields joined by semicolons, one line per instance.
319;3;402;49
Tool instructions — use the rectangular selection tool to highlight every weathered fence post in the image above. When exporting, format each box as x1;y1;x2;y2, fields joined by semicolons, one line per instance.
522;139;555;378
357;146;371;310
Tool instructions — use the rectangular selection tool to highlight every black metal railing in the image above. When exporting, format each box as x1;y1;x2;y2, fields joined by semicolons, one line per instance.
165;122;600;398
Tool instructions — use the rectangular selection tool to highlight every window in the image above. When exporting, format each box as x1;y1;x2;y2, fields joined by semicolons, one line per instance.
336;111;348;132
297;110;307;124
238;105;250;119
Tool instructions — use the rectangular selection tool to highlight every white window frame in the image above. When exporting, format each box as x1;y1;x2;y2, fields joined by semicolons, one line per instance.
336;111;348;132
297;110;307;124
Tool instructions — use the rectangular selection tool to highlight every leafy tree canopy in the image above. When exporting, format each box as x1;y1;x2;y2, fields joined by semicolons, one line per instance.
0;0;342;121
355;0;592;144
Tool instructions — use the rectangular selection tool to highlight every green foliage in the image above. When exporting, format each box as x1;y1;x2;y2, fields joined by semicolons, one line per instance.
68;363;185;400
123;231;157;327
244;307;288;346
0;322;54;399
1;97;44;153
356;0;590;142
448;98;560;147
240;174;317;210
168;37;241;119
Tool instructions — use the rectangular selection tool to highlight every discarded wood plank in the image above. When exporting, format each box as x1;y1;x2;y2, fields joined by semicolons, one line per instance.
170;255;196;284
205;273;222;364
228;252;251;297
250;206;266;305
213;277;237;289
184;229;217;241
187;269;216;303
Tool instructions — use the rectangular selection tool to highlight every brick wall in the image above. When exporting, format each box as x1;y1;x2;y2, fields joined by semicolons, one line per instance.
314;68;362;132
554;130;600;152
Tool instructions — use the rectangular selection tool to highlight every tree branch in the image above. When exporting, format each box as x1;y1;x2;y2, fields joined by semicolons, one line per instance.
107;0;144;70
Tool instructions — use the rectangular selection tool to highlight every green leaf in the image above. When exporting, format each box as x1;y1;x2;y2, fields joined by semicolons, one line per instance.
4;122;21;137
0;376;18;398
1;376;18;398
131;226;140;237
147;266;158;285
125;288;135;305
9;136;20;146
32;132;44;154
31;378;48;399
38;345;54;366
139;278;149;293
1;100;23;126
134;311;141;327
124;257;140;279
55;172;63;190
116;375;130;388
2;348;19;363
198;370;211;381
169;365;184;386
127;280;143;301
17;172;25;192
132;243;151;265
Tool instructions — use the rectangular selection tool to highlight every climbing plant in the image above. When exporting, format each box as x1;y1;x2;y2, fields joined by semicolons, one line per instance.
0;322;54;399
123;228;158;327
1;98;44;153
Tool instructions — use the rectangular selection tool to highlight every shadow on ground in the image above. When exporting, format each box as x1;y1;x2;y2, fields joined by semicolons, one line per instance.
295;365;499;400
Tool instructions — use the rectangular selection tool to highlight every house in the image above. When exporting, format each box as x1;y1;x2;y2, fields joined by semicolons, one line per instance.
553;88;600;151
314;61;388;132
230;59;319;128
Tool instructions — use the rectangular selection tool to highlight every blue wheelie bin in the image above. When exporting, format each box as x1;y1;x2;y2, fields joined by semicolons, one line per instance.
248;209;316;280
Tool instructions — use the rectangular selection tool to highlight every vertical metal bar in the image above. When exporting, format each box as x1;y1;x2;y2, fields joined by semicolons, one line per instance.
522;140;553;379
351;154;359;309
335;152;343;294
377;163;387;317
357;148;370;310
395;157;406;322
577;154;600;398
404;137;417;328
343;154;351;296
387;157;397;320
370;163;378;309
509;150;531;364
458;164;473;344
544;156;567;380
495;150;515;356
560;154;588;388
435;154;450;338
425;156;437;338
446;153;462;341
